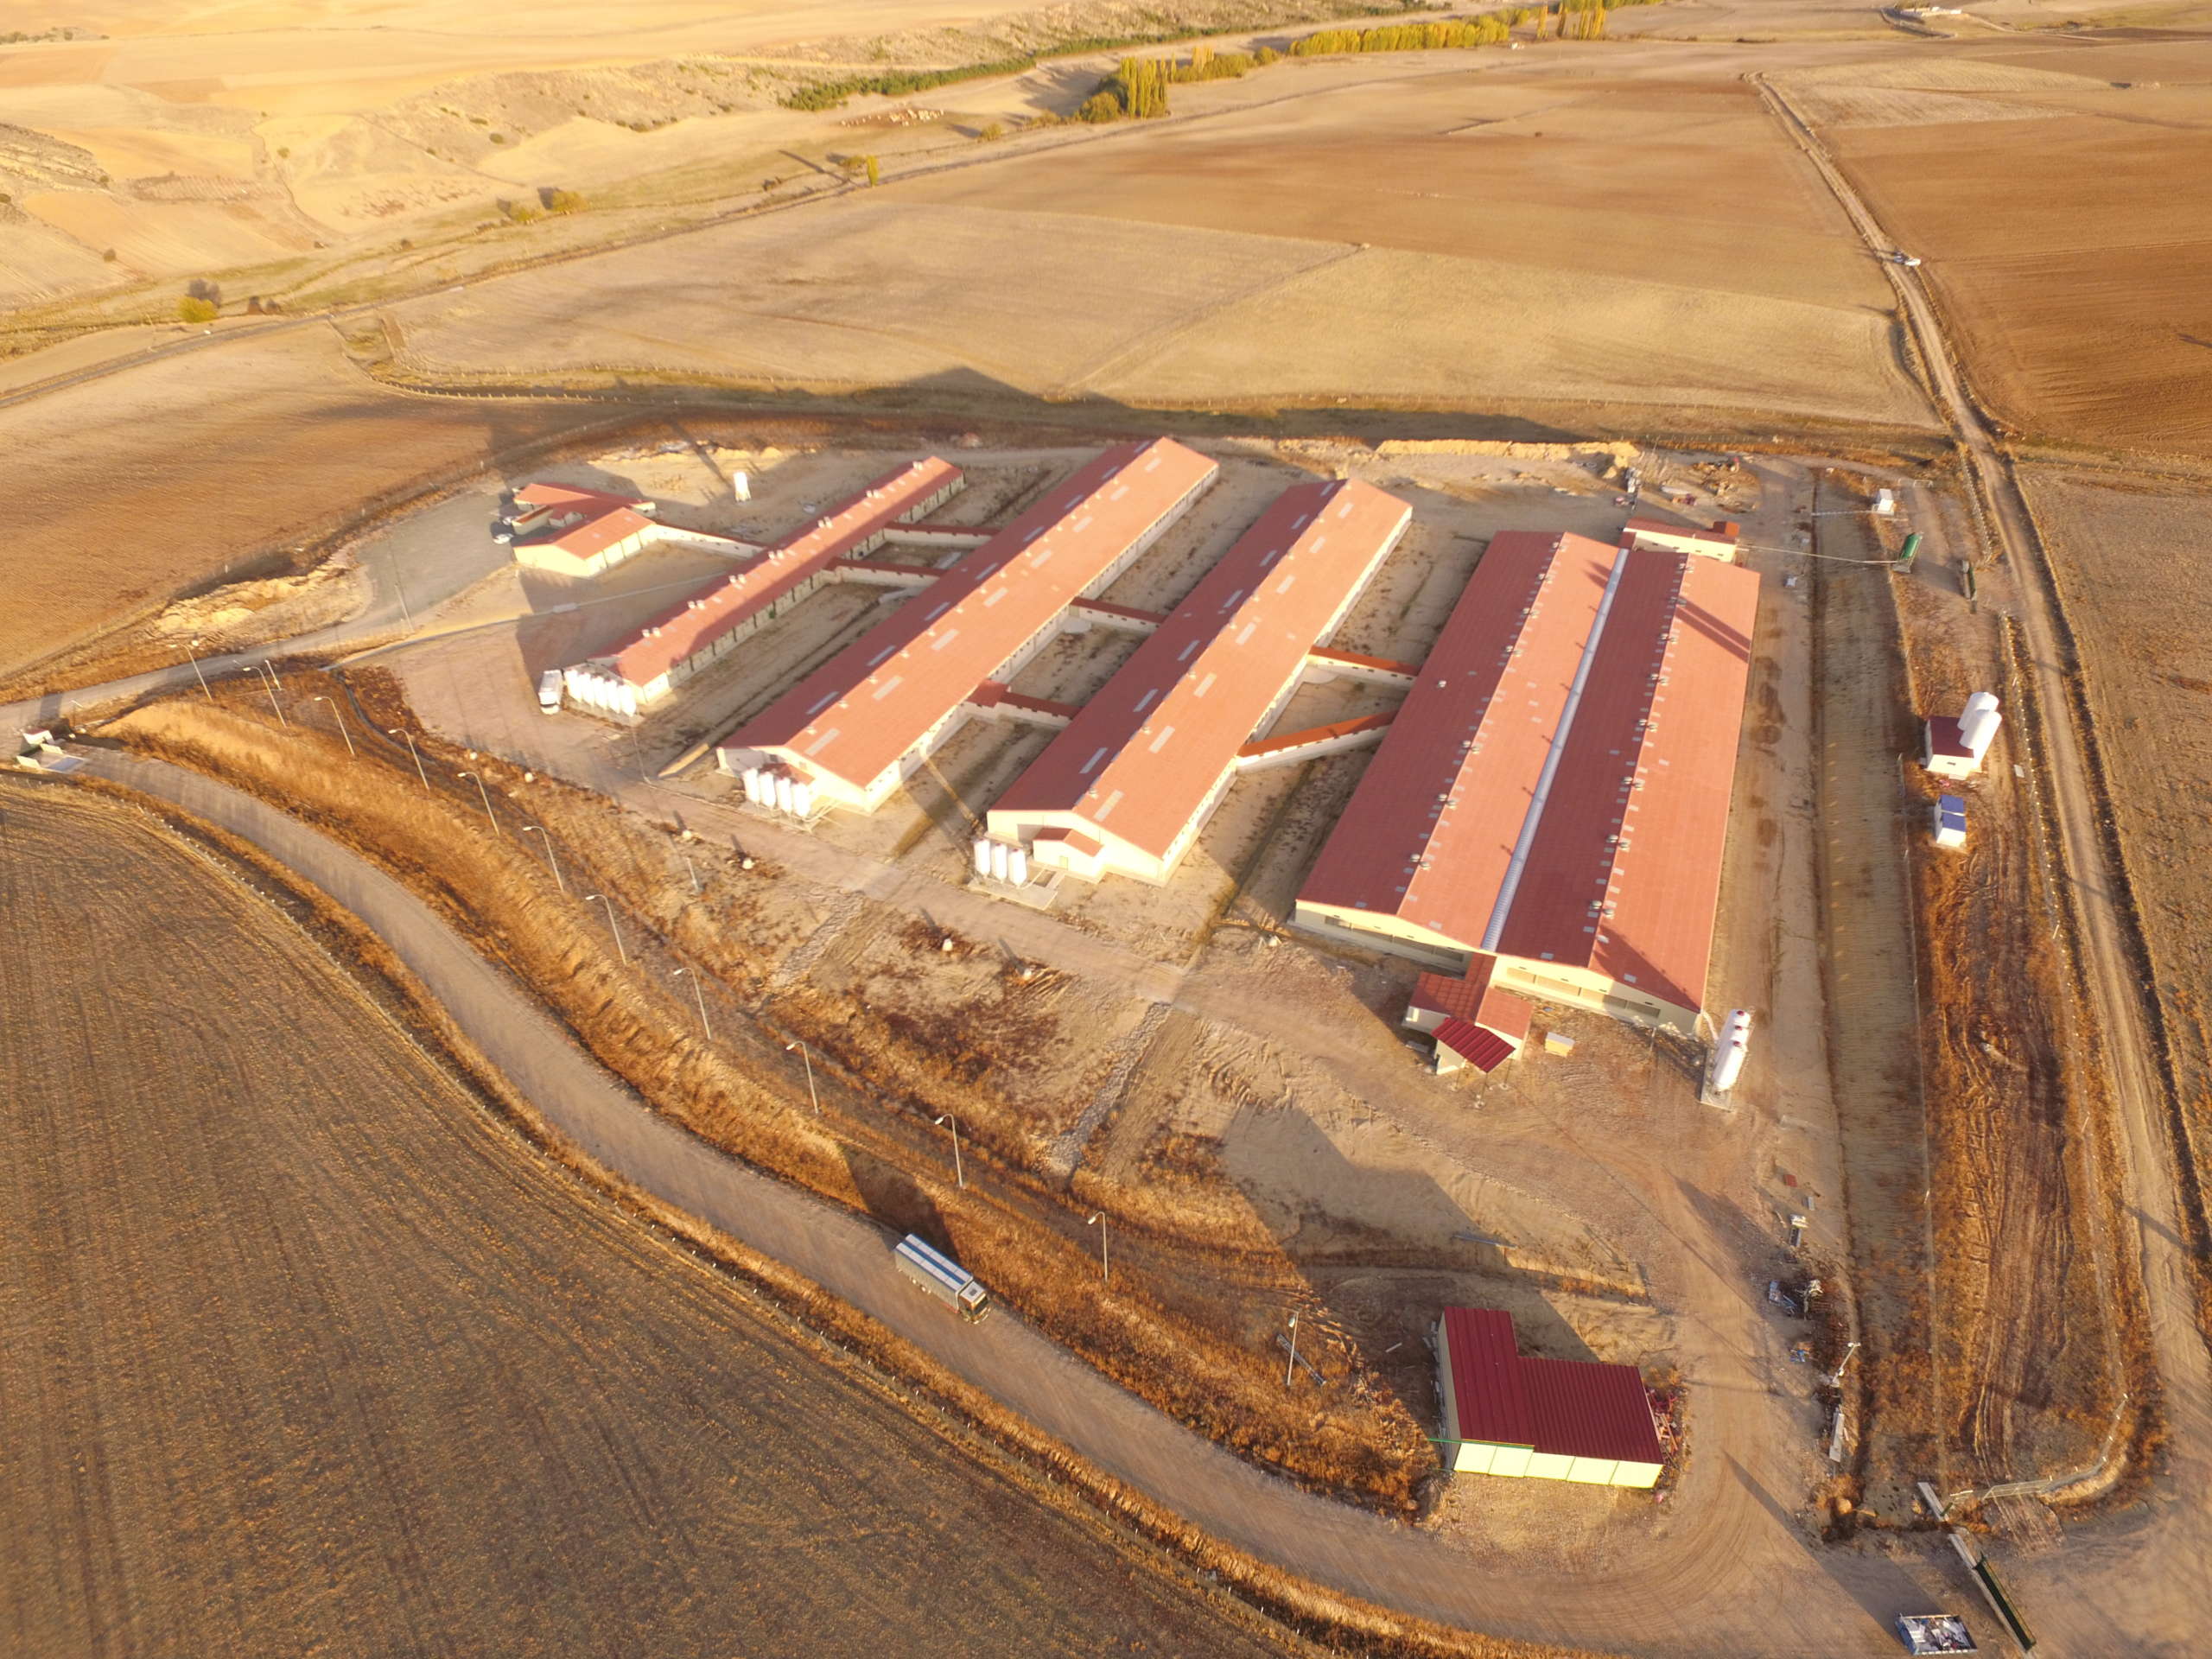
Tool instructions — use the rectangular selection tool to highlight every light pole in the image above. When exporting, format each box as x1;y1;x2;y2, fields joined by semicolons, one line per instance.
520;824;566;893
787;1041;818;1113
683;853;700;895
583;893;627;963
387;728;429;792
1830;1340;1861;1390
309;696;356;758
1285;1313;1300;1389
1087;1212;1109;1286
934;1113;963;1189
184;637;213;702
253;660;288;727
457;771;500;836
674;968;713;1041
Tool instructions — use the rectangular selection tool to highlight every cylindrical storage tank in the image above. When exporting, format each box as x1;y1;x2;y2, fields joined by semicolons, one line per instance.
773;774;795;815
973;839;993;877
743;768;764;804
1708;1009;1752;1093
792;783;814;818
1008;848;1028;887
990;842;1009;882
1959;692;2001;756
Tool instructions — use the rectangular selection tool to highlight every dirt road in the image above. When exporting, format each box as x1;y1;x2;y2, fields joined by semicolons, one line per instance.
1758;67;2212;1636
0;783;1302;1659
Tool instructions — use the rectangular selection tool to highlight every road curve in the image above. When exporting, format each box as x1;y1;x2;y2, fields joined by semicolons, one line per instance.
84;752;1970;1659
1755;68;2212;1630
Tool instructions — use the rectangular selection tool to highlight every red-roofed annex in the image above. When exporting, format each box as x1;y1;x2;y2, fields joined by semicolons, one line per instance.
1294;531;1759;1033
562;458;963;718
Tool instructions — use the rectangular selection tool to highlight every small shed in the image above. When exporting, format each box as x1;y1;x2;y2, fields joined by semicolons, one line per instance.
1405;959;1531;1075
1435;1307;1666;1488
1931;795;1967;850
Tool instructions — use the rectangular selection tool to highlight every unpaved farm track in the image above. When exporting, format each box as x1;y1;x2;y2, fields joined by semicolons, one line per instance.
1758;67;2212;1618
0;785;1301;1659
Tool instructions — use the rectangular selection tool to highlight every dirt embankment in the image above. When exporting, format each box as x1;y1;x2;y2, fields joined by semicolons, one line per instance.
102;669;1435;1513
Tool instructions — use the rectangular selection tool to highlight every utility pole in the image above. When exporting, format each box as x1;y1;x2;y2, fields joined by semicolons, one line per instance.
253;661;288;727
674;968;713;1041
683;853;700;895
457;771;500;836
1087;1212;1109;1286
787;1041;818;1113
934;1113;964;1188
184;637;213;701
309;696;356;758
520;824;566;893
1285;1313;1300;1389
387;728;429;792
583;893;627;963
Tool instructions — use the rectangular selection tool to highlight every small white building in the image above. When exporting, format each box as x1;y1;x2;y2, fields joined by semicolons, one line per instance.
1931;794;1968;849
1619;515;1741;563
1923;691;2001;779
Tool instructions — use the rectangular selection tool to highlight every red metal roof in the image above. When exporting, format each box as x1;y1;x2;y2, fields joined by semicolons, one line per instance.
1443;1307;1535;1448
726;440;1217;796
604;457;961;688
1926;715;1972;758
515;481;645;510
1519;1357;1666;1466
1306;644;1421;676
1435;1019;1515;1072
1237;709;1395;760
1410;960;1532;1043
1441;1308;1663;1465
991;479;1408;862
1300;533;1759;1014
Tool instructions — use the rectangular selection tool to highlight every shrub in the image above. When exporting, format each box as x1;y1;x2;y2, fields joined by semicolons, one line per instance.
102;247;118;261
1077;90;1122;123
178;296;219;324
977;121;1004;142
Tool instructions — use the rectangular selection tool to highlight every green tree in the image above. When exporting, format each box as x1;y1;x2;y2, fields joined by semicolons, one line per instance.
178;296;218;324
864;154;880;186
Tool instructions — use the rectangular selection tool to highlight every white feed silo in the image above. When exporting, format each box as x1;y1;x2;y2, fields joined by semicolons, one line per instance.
773;773;795;815
973;839;993;877
1958;692;2001;759
1008;847;1028;887
791;782;814;818
989;841;1010;882
1707;1009;1753;1095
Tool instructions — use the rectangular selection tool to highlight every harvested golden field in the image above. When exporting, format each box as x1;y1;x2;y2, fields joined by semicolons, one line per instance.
0;782;1304;1658
1808;41;2212;456
391;54;1931;430
0;328;606;682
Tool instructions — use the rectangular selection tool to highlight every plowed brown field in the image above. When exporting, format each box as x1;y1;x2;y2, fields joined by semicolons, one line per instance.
0;784;1299;1659
1811;41;2212;457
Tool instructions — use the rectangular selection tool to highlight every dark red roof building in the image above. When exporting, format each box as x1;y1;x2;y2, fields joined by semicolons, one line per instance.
1435;1307;1666;1487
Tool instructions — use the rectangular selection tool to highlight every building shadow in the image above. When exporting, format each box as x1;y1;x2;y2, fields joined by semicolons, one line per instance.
1726;1455;1949;1639
840;1141;950;1253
